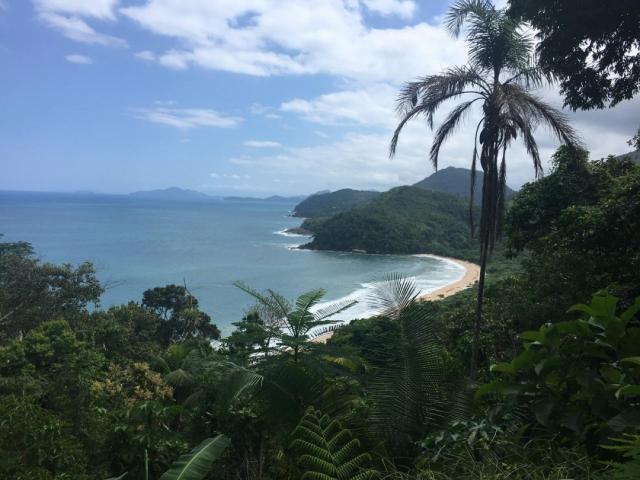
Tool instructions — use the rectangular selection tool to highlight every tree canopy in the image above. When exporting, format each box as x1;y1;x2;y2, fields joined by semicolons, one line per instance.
509;0;640;109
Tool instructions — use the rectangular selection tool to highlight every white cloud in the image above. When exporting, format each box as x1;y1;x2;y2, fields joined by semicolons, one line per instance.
119;0;466;82
281;84;396;127
34;0;119;20
210;172;246;180
65;53;93;64
231;86;639;193
38;12;127;46
244;140;282;148
34;0;126;46
131;107;242;130
361;0;416;18
135;50;155;61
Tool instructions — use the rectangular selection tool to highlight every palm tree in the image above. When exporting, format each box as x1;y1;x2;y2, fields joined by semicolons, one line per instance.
389;0;579;379
234;282;356;362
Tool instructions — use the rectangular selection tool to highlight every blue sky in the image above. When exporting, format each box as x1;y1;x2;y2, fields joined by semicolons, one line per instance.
1;0;638;196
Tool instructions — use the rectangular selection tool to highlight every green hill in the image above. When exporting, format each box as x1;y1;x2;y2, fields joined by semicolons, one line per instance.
616;149;640;164
413;166;516;202
292;189;381;218
302;186;478;257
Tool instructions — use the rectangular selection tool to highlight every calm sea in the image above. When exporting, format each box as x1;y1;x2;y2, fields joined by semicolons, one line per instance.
0;191;463;334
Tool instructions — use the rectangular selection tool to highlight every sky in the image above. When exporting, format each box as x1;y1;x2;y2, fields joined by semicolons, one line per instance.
1;0;638;196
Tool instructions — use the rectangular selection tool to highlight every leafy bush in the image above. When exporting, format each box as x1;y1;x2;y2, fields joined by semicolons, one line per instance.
479;293;640;450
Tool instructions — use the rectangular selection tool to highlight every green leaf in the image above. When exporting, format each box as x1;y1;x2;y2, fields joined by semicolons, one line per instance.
518;330;546;343
617;385;640;398
621;357;640;366
475;381;522;399
159;435;230;480
590;294;620;317
608;411;640;432
490;362;515;374
600;364;622;384
534;356;562;376
621;297;640;324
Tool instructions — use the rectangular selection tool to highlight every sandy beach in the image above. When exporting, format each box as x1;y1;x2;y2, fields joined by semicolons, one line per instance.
413;254;480;301
312;254;480;343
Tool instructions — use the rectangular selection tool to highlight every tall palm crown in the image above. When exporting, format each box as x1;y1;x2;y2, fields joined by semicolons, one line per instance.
390;0;578;377
391;0;578;251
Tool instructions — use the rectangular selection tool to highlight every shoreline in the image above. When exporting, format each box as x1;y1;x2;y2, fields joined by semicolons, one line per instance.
413;254;480;302
311;253;480;343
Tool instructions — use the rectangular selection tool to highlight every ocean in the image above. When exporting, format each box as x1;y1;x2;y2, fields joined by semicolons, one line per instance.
0;191;464;334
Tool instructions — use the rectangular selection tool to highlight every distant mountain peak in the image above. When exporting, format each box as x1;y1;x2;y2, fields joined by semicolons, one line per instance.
414;167;516;202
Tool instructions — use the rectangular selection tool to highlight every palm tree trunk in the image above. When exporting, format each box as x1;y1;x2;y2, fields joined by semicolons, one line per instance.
470;239;489;381
471;134;497;381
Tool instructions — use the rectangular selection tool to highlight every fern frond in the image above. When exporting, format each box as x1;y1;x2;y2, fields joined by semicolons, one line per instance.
291;407;381;480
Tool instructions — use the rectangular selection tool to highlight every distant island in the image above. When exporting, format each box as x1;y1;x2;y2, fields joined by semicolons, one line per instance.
129;187;213;202
223;194;307;202
129;188;307;203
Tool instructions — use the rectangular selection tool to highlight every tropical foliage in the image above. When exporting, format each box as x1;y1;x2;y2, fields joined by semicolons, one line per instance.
508;0;640;109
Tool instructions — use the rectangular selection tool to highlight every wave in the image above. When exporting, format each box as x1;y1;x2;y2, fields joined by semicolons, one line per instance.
273;229;312;238
309;257;466;332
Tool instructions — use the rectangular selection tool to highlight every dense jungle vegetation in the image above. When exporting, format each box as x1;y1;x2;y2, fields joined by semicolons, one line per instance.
2;146;639;479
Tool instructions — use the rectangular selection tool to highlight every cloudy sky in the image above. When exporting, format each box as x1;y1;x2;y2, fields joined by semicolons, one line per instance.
1;0;637;195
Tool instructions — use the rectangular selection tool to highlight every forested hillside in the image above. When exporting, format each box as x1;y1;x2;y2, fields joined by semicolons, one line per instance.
292;188;381;218
303;186;478;257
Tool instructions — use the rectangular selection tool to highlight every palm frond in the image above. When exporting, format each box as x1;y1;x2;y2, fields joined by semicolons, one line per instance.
215;361;264;410
500;84;580;147
445;0;494;38
396;67;488;115
309;324;342;340
233;281;291;319
469;117;484;236
313;298;357;322
159;435;230;480
430;99;480;170
151;354;172;374
164;368;195;389
367;273;419;319
505;65;553;89
391;67;487;159
295;289;327;318
367;304;449;452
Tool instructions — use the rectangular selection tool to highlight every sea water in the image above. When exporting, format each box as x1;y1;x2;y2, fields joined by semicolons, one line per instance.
0;191;463;334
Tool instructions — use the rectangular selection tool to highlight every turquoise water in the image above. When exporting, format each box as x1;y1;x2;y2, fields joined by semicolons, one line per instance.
0;192;463;334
